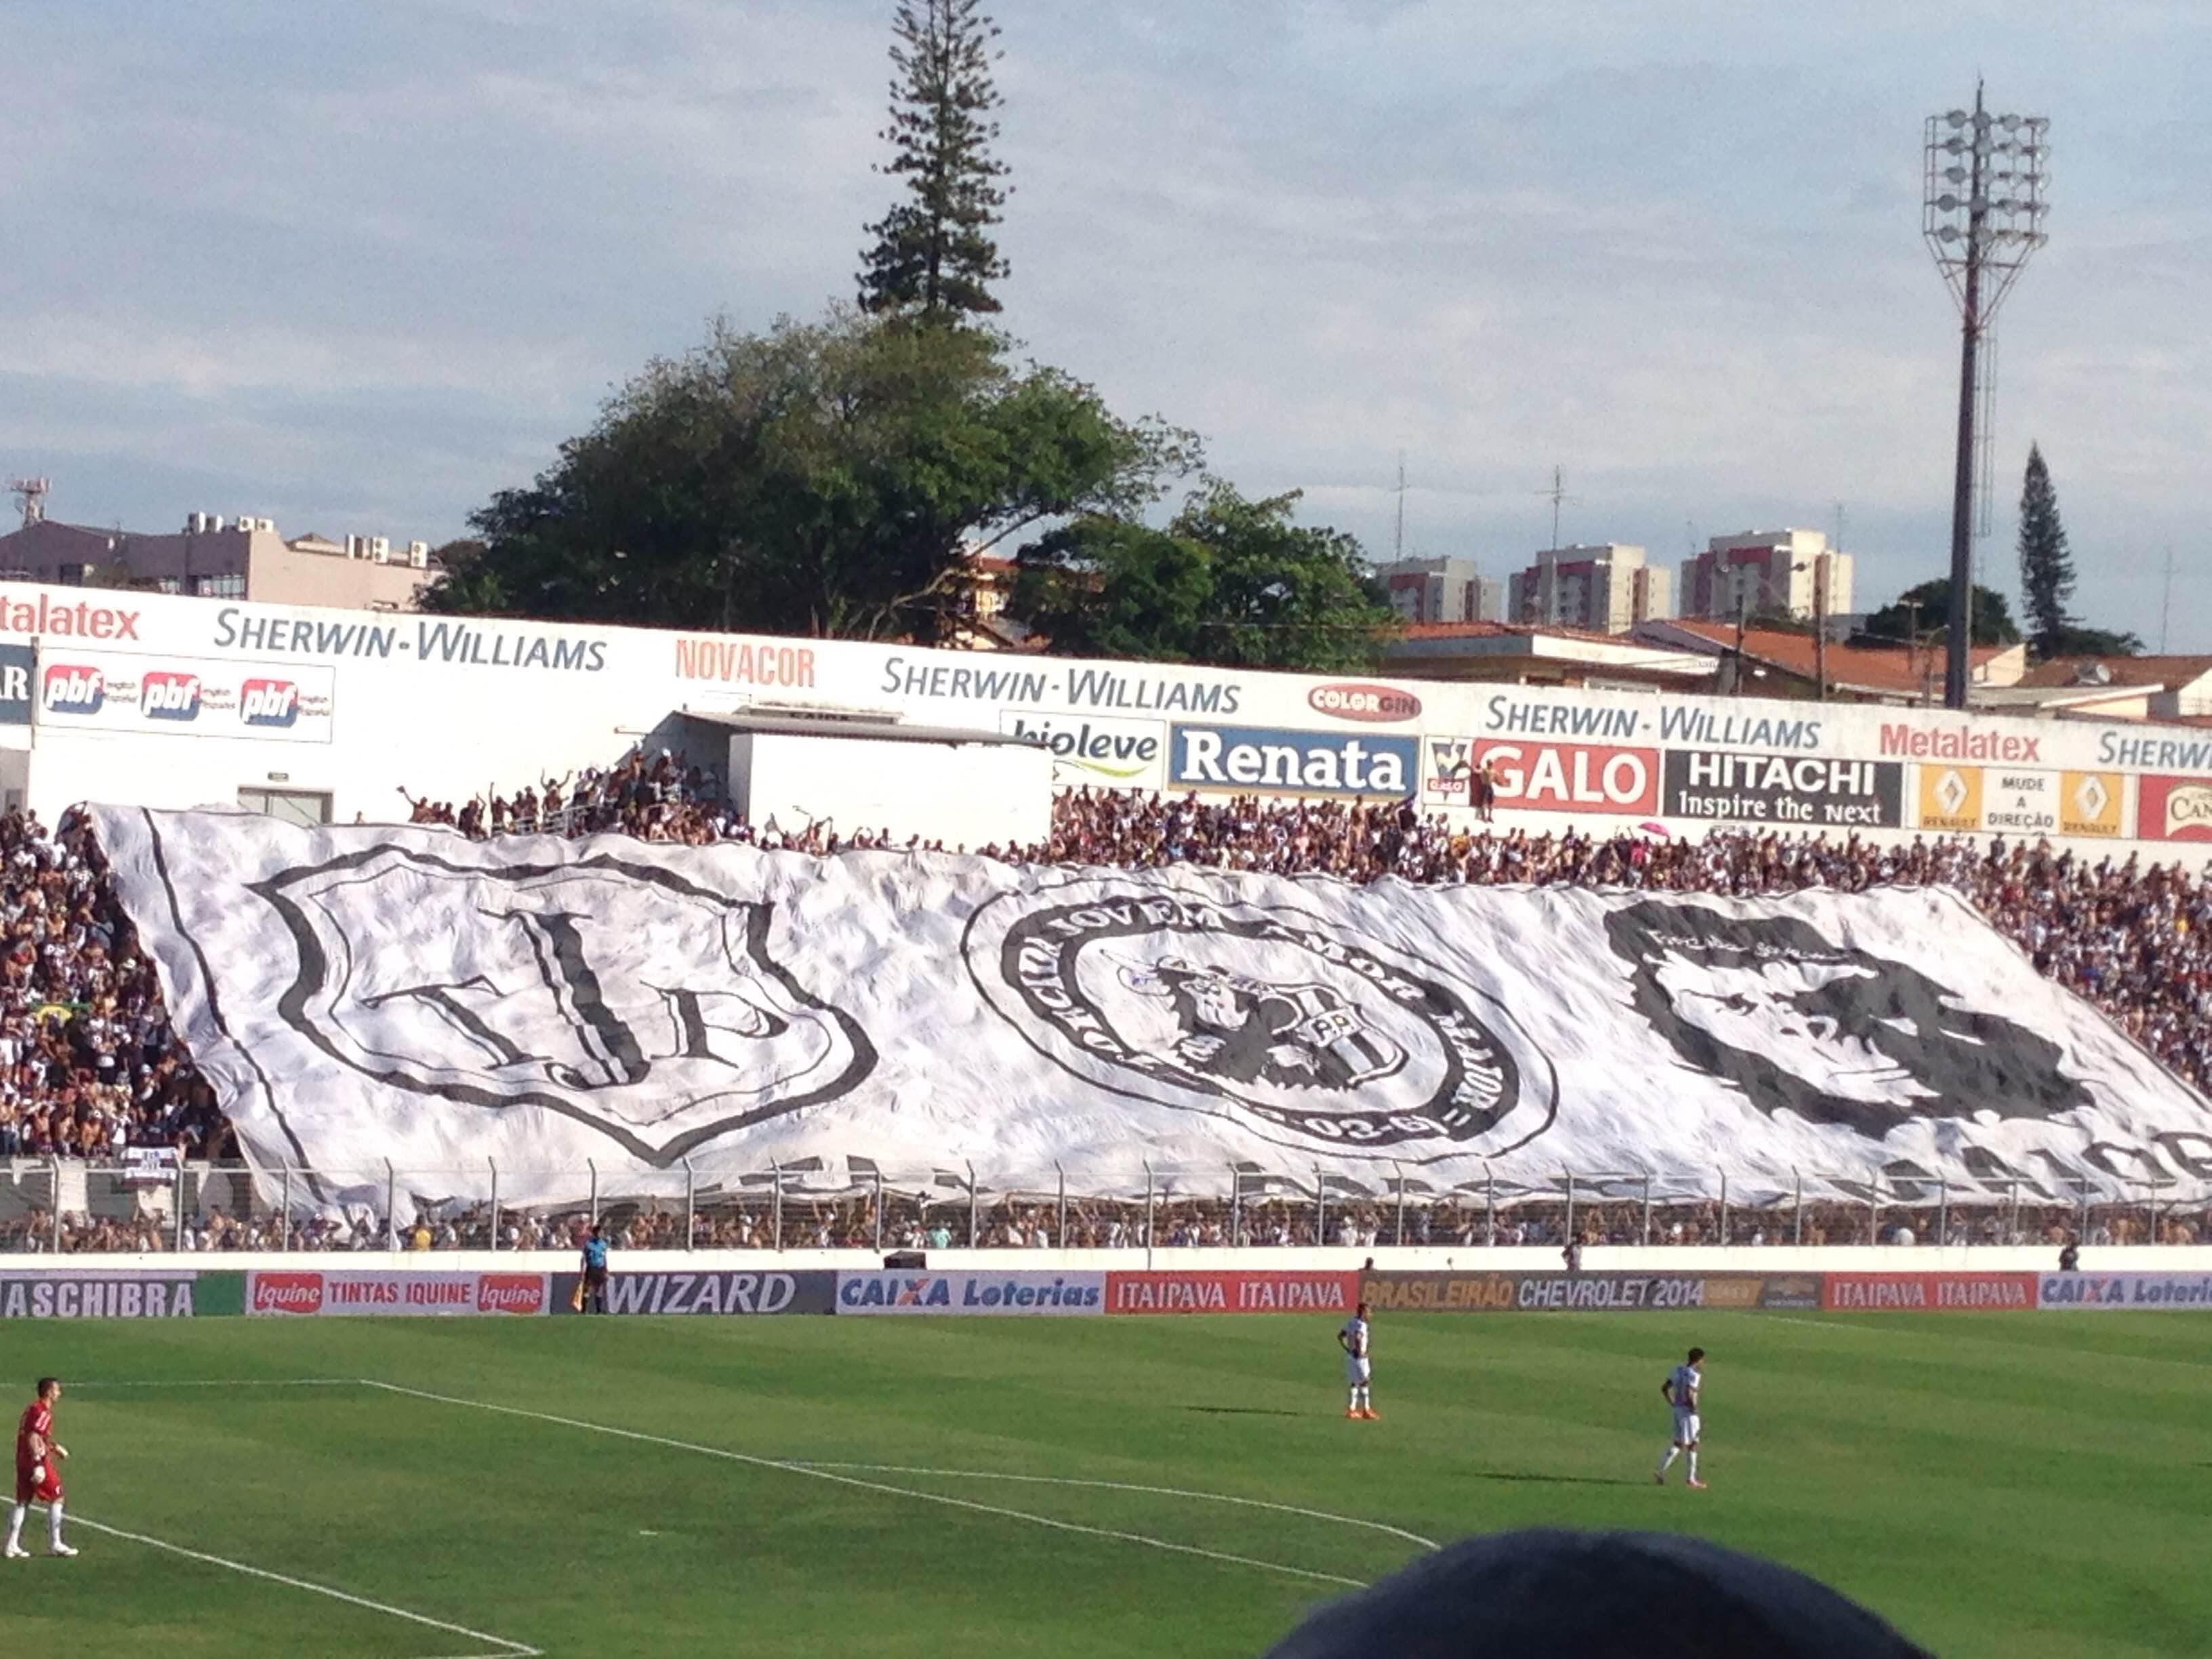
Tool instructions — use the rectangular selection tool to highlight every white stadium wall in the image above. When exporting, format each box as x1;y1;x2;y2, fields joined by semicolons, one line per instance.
728;726;1050;851
1;581;2210;852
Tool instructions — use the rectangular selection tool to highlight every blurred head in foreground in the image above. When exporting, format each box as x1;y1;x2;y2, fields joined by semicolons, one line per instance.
1263;1529;1933;1659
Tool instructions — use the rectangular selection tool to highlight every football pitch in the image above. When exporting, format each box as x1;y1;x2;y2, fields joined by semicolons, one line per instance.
10;1311;2207;1658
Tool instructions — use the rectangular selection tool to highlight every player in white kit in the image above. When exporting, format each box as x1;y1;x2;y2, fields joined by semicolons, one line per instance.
1655;1346;1706;1489
1338;1302;1376;1420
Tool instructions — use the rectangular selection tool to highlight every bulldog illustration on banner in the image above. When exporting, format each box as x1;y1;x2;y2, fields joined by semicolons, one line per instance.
93;808;2212;1203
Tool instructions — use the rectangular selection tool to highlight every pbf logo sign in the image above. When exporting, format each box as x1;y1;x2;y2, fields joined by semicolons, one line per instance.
41;665;105;716
240;678;301;728
141;670;204;722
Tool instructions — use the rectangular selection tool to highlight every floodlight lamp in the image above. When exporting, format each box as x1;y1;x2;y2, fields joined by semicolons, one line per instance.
1999;114;2021;131
1944;165;1967;183
1937;225;1962;243
1946;109;1969;127
1944;137;1966;155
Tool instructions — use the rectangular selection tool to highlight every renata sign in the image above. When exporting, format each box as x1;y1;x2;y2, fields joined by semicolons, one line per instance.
1471;739;1659;815
1104;1271;1358;1315
1821;1273;2035;1312
1308;683;1422;723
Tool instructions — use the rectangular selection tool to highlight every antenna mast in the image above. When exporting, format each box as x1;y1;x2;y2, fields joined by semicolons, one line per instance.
1393;453;1407;562
7;478;49;529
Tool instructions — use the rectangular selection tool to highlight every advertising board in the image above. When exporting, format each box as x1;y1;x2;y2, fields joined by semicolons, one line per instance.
549;1269;834;1315
2137;776;2212;843
1820;1273;2035;1312
2036;1271;2212;1310
0;643;30;725
245;1271;549;1317
1103;1271;1357;1315
834;1270;1105;1315
1168;724;1417;798
35;651;335;743
1663;751;1903;829
1916;766;2123;838
998;709;1164;785
1469;739;1660;816
0;1271;228;1319
1357;1271;1795;1313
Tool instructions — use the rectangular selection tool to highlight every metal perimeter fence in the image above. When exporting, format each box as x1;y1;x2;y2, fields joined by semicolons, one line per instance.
1;1159;2207;1256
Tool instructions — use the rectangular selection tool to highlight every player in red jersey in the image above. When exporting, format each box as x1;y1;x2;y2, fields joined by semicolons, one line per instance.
8;1378;73;1559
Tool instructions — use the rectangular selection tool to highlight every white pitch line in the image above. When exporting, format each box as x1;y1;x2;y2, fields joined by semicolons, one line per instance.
364;1380;1375;1589
69;1516;540;1658
786;1462;1439;1550
70;1378;364;1389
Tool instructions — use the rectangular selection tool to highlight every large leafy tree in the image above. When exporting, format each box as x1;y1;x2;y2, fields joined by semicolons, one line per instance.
857;0;1010;322
427;310;1194;640
2016;443;2076;658
1858;578;2021;649
1015;480;1399;672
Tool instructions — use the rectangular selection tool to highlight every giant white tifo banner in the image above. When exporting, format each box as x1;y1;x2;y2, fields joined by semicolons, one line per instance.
95;806;2212;1204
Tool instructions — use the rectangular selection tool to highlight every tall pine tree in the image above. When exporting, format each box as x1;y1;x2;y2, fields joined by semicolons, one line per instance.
2017;443;2076;659
857;0;1010;323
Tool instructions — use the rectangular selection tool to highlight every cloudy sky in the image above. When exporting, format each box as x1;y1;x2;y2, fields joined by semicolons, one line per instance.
4;2;2207;643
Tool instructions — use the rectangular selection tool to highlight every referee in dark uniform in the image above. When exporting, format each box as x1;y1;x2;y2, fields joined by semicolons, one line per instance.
580;1225;610;1314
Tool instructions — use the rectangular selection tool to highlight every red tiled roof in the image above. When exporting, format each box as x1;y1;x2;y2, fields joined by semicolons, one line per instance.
1658;622;2005;694
2017;655;2212;690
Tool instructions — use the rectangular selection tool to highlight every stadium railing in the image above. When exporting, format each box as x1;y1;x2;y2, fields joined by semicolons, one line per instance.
1;1158;2205;1255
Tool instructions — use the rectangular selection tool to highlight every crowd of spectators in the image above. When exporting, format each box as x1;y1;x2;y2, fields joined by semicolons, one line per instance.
8;756;2212;1250
0;807;228;1166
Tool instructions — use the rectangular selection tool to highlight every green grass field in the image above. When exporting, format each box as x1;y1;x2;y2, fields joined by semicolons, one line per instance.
7;1311;2207;1658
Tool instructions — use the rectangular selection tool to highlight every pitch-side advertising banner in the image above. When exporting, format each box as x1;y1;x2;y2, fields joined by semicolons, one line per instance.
0;1270;229;1319
834;1271;1105;1315
1820;1273;2036;1312
96;808;2212;1203
1357;1271;1788;1313
1104;1271;1357;1315
549;1269;834;1315
245;1271;549;1317
2036;1271;2212;1310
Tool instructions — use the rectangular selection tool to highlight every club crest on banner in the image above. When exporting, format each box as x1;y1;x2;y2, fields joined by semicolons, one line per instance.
964;878;1555;1158
249;845;876;1162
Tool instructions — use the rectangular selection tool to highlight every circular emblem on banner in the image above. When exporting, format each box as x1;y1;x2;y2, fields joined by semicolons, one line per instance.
963;880;1555;1158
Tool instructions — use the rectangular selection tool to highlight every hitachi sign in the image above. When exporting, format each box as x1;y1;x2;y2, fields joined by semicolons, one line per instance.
1170;724;1415;797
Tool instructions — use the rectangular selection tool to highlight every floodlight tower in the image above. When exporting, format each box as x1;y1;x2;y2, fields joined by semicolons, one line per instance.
1924;85;2049;708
